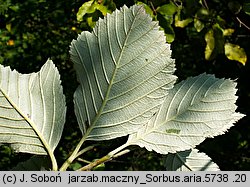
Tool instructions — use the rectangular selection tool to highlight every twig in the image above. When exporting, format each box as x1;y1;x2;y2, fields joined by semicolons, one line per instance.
77;155;111;171
77;158;91;164
236;16;250;31
75;145;96;158
58;135;90;171
202;0;209;10
149;1;157;15
77;142;131;171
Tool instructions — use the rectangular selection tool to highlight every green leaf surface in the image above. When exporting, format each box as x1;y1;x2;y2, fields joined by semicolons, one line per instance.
157;2;177;16
205;25;224;61
70;5;177;141
174;9;193;28
136;2;154;18
77;0;96;22
0;59;66;155
157;14;175;43
127;74;244;154
164;148;220;171
243;2;250;15
77;0;115;22
205;29;215;60
194;18;204;32
224;43;247;65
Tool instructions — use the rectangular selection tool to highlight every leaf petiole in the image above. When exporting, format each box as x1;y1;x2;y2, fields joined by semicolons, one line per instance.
59;135;87;171
77;142;131;171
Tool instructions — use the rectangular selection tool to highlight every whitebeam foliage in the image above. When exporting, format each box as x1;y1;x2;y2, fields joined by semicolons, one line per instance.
164;148;220;171
0;4;245;171
70;5;177;140
127;74;244;154
69;5;244;171
0;60;66;155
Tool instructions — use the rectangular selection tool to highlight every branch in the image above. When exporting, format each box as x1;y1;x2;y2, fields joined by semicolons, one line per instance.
77;142;131;171
77;155;111;171
59;135;89;171
236;16;250;31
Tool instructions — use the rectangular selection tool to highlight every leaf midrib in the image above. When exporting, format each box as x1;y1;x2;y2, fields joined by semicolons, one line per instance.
128;77;232;143
0;85;52;155
84;6;142;138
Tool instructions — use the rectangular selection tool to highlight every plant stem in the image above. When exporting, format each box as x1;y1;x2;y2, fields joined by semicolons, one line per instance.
77;142;131;171
50;153;58;171
75;145;95;158
77;158;91;164
59;135;87;171
77;155;111;171
236;17;250;31
108;141;130;157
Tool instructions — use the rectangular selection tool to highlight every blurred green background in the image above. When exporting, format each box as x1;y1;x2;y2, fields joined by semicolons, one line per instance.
0;0;249;170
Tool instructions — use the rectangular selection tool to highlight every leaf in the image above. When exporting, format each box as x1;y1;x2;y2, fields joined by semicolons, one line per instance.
127;74;244;154
205;25;224;61
195;7;210;32
0;0;11;14
70;5;177;141
164;148;220;171
136;2;154;18
77;0;115;22
157;2;177;16
204;29;215;60
224;43;247;65
6;23;11;32
164;27;175;43
157;14;175;43
174;10;193;28
194;18;204;32
223;28;234;36
174;16;193;28
243;2;250;15
0;59;66;155
195;7;209;21
156;5;176;43
77;0;96;22
11;156;51;171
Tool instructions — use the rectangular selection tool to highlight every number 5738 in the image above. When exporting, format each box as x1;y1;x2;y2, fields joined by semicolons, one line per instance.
204;174;228;182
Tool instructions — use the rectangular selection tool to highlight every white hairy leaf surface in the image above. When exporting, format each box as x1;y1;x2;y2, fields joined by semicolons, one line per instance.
0;60;66;155
164;148;220;171
127;74;244;154
70;5;177;140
